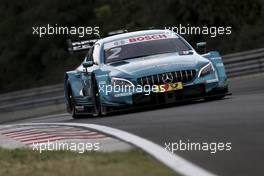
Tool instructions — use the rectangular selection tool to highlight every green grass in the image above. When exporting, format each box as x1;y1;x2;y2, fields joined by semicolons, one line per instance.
0;148;179;176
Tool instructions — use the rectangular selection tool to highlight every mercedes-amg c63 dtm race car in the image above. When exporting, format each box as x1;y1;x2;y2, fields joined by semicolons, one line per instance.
64;30;229;118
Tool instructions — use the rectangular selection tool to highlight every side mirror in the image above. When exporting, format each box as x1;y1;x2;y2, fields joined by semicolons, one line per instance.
196;42;207;53
82;61;93;68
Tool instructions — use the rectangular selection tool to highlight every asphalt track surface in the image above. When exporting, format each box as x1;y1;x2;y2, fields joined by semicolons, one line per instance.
4;74;264;176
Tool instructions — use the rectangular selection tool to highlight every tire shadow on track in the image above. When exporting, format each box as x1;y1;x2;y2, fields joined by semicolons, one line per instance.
70;96;231;121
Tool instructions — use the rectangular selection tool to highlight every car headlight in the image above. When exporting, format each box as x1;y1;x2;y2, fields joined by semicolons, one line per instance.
111;77;134;87
198;62;215;78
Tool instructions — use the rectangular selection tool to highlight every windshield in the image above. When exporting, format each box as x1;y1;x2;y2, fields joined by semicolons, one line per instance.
104;33;192;63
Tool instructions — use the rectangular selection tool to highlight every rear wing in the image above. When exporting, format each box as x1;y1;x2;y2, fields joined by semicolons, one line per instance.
66;29;128;53
67;39;98;53
108;29;128;36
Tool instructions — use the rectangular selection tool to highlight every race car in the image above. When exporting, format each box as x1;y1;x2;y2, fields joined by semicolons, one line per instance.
64;29;229;118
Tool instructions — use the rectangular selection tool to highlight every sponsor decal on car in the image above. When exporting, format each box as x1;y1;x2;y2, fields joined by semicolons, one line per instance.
104;33;178;49
129;34;168;43
157;82;183;93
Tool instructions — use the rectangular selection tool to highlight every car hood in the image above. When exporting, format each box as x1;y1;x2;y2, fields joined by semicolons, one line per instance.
104;52;209;78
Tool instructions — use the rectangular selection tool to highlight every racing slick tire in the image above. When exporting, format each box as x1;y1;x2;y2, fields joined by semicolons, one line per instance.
204;87;229;101
67;86;84;119
92;76;108;117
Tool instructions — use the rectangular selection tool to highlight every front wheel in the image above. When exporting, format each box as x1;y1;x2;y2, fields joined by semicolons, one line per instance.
204;87;228;101
68;87;84;119
92;76;108;117
67;77;107;119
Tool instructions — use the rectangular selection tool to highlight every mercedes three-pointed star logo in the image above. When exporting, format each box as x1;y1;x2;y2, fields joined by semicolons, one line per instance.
161;73;173;83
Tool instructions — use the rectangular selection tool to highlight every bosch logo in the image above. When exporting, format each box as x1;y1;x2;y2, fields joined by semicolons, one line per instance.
129;34;168;43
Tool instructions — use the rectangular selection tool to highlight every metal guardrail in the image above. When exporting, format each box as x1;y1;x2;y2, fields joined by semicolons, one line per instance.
0;48;263;112
0;84;64;112
223;48;264;77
